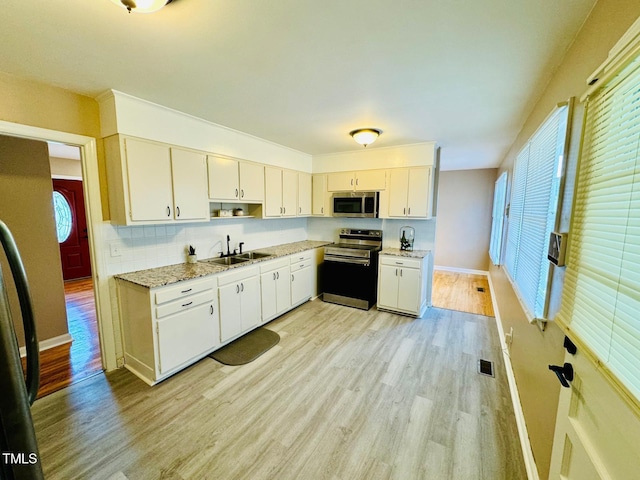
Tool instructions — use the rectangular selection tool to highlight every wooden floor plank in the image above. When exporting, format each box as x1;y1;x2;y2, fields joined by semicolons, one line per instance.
432;270;495;317
31;300;526;480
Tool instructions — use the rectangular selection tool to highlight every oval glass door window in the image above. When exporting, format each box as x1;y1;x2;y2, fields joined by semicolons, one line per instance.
53;191;73;243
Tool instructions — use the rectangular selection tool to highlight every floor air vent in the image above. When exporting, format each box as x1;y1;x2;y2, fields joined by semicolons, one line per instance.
478;359;494;377
476;287;485;292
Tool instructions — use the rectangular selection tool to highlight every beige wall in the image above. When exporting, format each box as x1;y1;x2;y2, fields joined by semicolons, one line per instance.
434;168;495;271
0;71;108;219
0;135;69;346
50;156;82;178
491;1;640;479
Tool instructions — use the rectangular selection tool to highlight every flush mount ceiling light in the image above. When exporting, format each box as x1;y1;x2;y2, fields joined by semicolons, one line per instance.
110;0;173;13
349;128;382;148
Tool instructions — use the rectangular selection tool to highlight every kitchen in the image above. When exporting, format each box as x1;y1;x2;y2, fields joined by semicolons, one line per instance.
2;1;640;479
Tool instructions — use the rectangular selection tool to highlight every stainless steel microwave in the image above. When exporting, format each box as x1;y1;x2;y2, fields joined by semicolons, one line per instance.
332;191;379;218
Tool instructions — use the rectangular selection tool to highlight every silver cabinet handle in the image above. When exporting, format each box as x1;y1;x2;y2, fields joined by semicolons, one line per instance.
241;283;244;292
350;178;354;186
283;207;286;214
291;274;294;281
321;207;324;214
408;207;411;215
356;178;359;186
167;206;171;217
235;188;239;198
181;288;193;294
400;269;403;277
236;285;240;294
210;305;214;315
273;272;276;280
395;268;398;276
299;207;302;213
241;189;244;198
182;301;193;307
176;206;181;217
276;272;279;279
403;207;406;215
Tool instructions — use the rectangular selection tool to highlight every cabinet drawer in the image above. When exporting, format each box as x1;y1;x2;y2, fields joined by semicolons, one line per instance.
155;277;214;305
217;265;259;287
379;256;422;269
259;257;289;273
291;260;311;272
156;290;214;319
290;250;313;265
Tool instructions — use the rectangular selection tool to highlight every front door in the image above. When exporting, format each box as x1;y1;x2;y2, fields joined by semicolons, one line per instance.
52;179;92;280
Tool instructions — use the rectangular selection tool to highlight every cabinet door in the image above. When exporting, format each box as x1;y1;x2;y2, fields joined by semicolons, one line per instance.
282;170;298;217
377;264;399;309
312;174;328;216
388;168;409;217
239;162;264;202
327;172;355;192
298;173;312;216
207;155;240;201
355;170;386;191
407;167;431;218
170;148;208;221
275;266;291;315
264;167;283;217
125;138;174;222
291;265;313;305
240;275;260;332
219;282;242;342
156;301;218;374
397;268;421;314
260;271;277;322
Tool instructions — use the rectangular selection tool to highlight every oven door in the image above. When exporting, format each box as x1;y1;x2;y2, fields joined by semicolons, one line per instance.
323;257;378;310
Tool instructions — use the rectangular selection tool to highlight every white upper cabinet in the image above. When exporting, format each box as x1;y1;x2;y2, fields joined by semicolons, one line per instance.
104;135;208;225
298;172;312;216
312;174;331;216
265;167;298;217
326;170;386;192
170;148;209;221
388;167;433;218
207;155;264;203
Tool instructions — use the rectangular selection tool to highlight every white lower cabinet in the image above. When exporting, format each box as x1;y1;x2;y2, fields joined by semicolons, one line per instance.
218;266;261;342
259;257;291;323
290;250;314;306
117;276;219;385
377;254;431;317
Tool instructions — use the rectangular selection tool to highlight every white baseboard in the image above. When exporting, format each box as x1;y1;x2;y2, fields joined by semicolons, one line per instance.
486;274;539;480
433;265;489;276
19;333;73;358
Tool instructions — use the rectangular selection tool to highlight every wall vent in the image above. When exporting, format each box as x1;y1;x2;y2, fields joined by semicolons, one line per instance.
476;287;485;292
478;359;494;377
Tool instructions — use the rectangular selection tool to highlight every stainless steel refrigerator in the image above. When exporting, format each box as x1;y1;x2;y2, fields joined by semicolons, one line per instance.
0;220;44;480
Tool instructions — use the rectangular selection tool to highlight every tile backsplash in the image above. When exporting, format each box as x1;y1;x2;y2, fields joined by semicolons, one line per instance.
102;216;436;276
102;217;308;276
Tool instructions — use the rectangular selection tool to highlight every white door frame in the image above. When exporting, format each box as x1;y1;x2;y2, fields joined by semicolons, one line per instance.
0;120;118;371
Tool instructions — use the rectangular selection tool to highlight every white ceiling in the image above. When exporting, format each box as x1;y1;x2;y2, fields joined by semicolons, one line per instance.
1;0;596;170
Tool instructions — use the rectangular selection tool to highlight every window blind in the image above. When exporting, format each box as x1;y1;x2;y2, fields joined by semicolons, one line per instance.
558;56;640;400
489;172;508;265
504;106;568;319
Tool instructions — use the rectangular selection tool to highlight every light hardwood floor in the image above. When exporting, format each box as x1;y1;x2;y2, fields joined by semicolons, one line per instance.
23;278;103;398
31;299;525;480
432;270;494;317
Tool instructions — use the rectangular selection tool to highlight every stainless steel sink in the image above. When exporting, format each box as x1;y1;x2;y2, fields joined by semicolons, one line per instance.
234;252;273;260
202;256;250;266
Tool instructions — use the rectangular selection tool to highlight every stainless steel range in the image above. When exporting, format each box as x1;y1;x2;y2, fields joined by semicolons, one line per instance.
323;229;382;310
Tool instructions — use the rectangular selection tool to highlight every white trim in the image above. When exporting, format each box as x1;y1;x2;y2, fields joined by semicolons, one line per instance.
0;120;117;371
19;333;73;358
433;265;489;276
51;174;83;181
487;273;540;480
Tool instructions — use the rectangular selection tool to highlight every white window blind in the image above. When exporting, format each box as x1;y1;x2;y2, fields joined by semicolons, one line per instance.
504;106;568;320
489;172;508;265
558;55;640;401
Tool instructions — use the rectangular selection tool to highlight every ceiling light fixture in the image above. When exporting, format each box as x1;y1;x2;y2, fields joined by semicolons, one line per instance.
110;0;173;13
349;128;382;148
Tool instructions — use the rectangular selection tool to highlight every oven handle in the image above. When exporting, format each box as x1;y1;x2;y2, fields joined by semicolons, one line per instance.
324;256;370;266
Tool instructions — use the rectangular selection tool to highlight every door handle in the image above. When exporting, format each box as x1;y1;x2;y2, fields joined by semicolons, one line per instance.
549;363;574;388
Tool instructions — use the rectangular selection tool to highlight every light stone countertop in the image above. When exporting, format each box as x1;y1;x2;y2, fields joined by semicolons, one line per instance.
379;248;431;259
115;240;332;289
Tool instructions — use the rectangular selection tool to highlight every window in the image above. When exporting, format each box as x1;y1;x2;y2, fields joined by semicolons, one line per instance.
52;191;72;243
558;54;640;401
489;172;508;265
504;105;569;320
